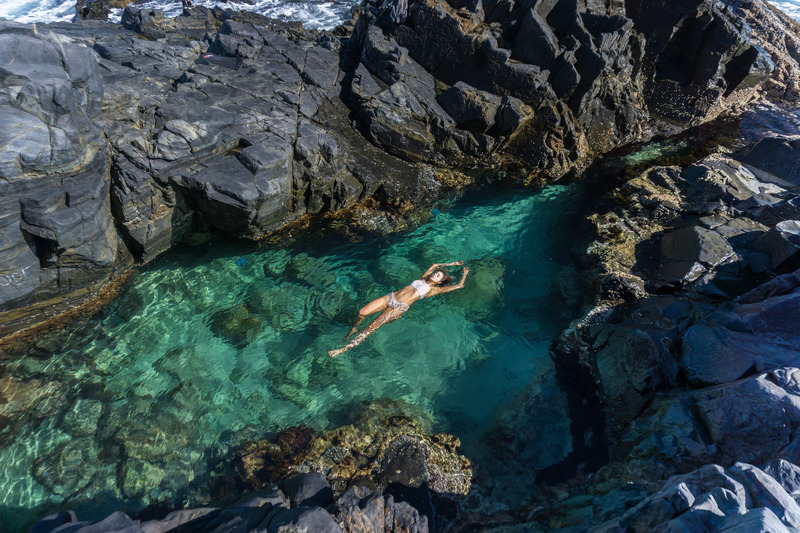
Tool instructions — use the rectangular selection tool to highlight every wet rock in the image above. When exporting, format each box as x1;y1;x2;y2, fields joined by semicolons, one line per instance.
63;398;104;437
737;135;800;187
657;226;736;286
237;426;317;490
234;400;470;500
586;166;684;280
599;272;647;302
281;472;333;508
208;304;262;348
76;0;133;20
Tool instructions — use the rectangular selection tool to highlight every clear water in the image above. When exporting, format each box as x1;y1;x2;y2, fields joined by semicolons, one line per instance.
0;183;591;531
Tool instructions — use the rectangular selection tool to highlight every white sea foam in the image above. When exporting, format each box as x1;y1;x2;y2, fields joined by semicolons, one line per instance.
107;0;356;29
769;0;800;21
0;0;76;23
1;0;359;29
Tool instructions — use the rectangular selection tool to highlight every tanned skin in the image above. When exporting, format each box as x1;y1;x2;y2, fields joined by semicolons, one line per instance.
328;261;469;357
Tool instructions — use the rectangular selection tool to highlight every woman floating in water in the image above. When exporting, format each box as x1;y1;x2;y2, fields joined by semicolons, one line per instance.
329;261;469;357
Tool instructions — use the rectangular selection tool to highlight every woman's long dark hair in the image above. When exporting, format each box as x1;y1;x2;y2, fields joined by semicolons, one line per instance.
423;269;453;286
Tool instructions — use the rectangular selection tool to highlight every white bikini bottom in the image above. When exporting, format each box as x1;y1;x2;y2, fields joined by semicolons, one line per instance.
387;292;410;313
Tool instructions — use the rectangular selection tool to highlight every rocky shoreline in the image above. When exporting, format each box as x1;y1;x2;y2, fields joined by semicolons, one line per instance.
5;0;800;531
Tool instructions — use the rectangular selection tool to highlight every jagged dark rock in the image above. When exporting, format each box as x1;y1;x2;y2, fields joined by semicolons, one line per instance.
545;125;800;530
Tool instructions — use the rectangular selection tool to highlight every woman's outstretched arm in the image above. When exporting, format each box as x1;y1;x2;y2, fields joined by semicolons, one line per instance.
429;267;469;296
421;260;464;278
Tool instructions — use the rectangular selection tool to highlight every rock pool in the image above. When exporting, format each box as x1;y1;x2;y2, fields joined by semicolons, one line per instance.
0;182;598;530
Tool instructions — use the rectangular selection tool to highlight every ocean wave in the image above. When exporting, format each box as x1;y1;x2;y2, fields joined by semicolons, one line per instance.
769;0;800;20
0;0;76;23
0;0;359;29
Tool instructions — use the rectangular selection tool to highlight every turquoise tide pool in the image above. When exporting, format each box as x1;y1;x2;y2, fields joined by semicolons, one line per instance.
0;183;592;531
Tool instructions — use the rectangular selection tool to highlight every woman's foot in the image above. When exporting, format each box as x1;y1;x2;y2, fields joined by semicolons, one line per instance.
329;348;344;357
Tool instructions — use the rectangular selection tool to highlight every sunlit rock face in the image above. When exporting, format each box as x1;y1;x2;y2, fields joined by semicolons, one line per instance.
355;0;652;178
0;21;121;313
626;0;775;124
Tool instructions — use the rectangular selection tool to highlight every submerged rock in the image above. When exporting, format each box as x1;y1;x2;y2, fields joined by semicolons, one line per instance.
235;400;471;499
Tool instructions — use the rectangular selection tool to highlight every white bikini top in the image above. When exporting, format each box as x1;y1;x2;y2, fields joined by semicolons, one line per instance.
409;279;430;299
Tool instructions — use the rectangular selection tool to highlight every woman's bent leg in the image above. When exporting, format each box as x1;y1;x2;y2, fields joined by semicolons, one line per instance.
344;295;388;341
330;307;402;357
